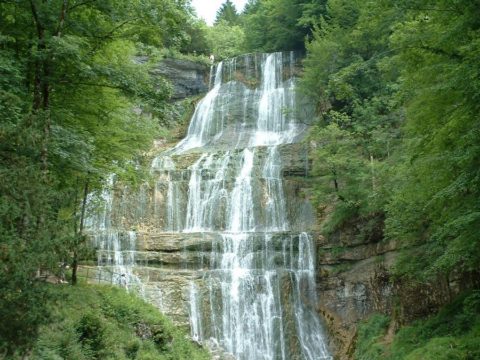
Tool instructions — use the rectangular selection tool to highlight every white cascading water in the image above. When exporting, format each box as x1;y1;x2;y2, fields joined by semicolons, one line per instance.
251;52;297;147
152;52;331;360
227;148;255;232
87;175;144;294
174;62;224;152
263;146;288;231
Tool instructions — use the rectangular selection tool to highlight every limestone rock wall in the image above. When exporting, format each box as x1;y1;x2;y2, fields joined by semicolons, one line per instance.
310;214;396;359
151;58;210;100
312;212;470;359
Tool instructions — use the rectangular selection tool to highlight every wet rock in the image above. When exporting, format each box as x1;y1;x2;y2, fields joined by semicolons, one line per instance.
151;58;210;100
204;339;237;360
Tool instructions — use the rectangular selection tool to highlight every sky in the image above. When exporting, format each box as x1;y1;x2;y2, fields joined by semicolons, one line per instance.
191;0;248;26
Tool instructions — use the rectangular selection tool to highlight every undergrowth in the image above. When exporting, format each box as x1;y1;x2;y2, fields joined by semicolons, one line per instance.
355;291;480;360
28;284;209;360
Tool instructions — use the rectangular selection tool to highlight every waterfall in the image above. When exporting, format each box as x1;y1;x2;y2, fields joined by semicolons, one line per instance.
90;51;329;360
263;146;288;231
174;62;224;152
154;52;331;360
87;176;144;294
227;148;255;232
252;53;297;147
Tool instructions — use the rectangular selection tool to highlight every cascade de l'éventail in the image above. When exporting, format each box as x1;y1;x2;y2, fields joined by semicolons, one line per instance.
90;52;332;360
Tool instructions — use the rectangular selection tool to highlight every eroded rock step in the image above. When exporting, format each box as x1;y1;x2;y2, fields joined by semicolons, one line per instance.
153;142;311;178
97;231;324;268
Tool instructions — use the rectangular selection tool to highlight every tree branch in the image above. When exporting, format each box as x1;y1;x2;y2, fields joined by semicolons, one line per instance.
68;0;97;12
94;18;139;39
401;7;461;13
55;0;69;37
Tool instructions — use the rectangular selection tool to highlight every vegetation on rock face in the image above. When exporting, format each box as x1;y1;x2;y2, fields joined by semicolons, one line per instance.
30;284;209;360
355;291;480;360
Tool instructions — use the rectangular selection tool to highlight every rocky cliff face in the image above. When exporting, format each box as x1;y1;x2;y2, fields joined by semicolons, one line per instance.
151;58;210;100
312;212;468;359
310;215;396;358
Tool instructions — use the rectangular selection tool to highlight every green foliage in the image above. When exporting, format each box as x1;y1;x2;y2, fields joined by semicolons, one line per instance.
310;123;367;207
207;21;245;60
301;0;405;233
0;0;199;354
29;284;210;360
241;0;326;52
215;0;240;26
384;0;480;279
77;312;107;358
355;292;480;360
0;49;62;355
179;19;212;56
355;314;390;360
302;0;480;284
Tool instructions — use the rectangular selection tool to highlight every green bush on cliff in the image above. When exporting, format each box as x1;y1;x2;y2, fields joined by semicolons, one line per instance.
30;284;209;360
355;291;480;360
355;314;390;360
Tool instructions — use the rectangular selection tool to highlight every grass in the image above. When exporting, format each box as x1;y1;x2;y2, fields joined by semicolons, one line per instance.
29;283;209;360
354;291;480;360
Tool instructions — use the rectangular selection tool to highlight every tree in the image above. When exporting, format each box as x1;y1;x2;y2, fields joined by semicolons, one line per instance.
0;0;193;354
309;120;371;231
215;0;240;26
300;0;405;232
385;0;480;279
207;21;245;60
302;0;480;283
180;19;212;55
241;0;327;52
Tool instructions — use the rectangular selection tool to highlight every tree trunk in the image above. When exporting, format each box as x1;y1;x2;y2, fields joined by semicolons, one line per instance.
72;178;89;285
30;0;44;111
30;0;51;174
370;154;376;191
31;0;69;173
71;249;78;285
333;168;339;192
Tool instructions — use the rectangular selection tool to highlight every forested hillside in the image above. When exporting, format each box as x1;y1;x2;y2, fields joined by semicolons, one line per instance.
1;0;479;359
0;0;207;356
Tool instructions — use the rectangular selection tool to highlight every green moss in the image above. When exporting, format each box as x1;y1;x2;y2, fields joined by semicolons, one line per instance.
29;284;209;360
319;246;347;260
330;262;353;275
330;246;347;257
